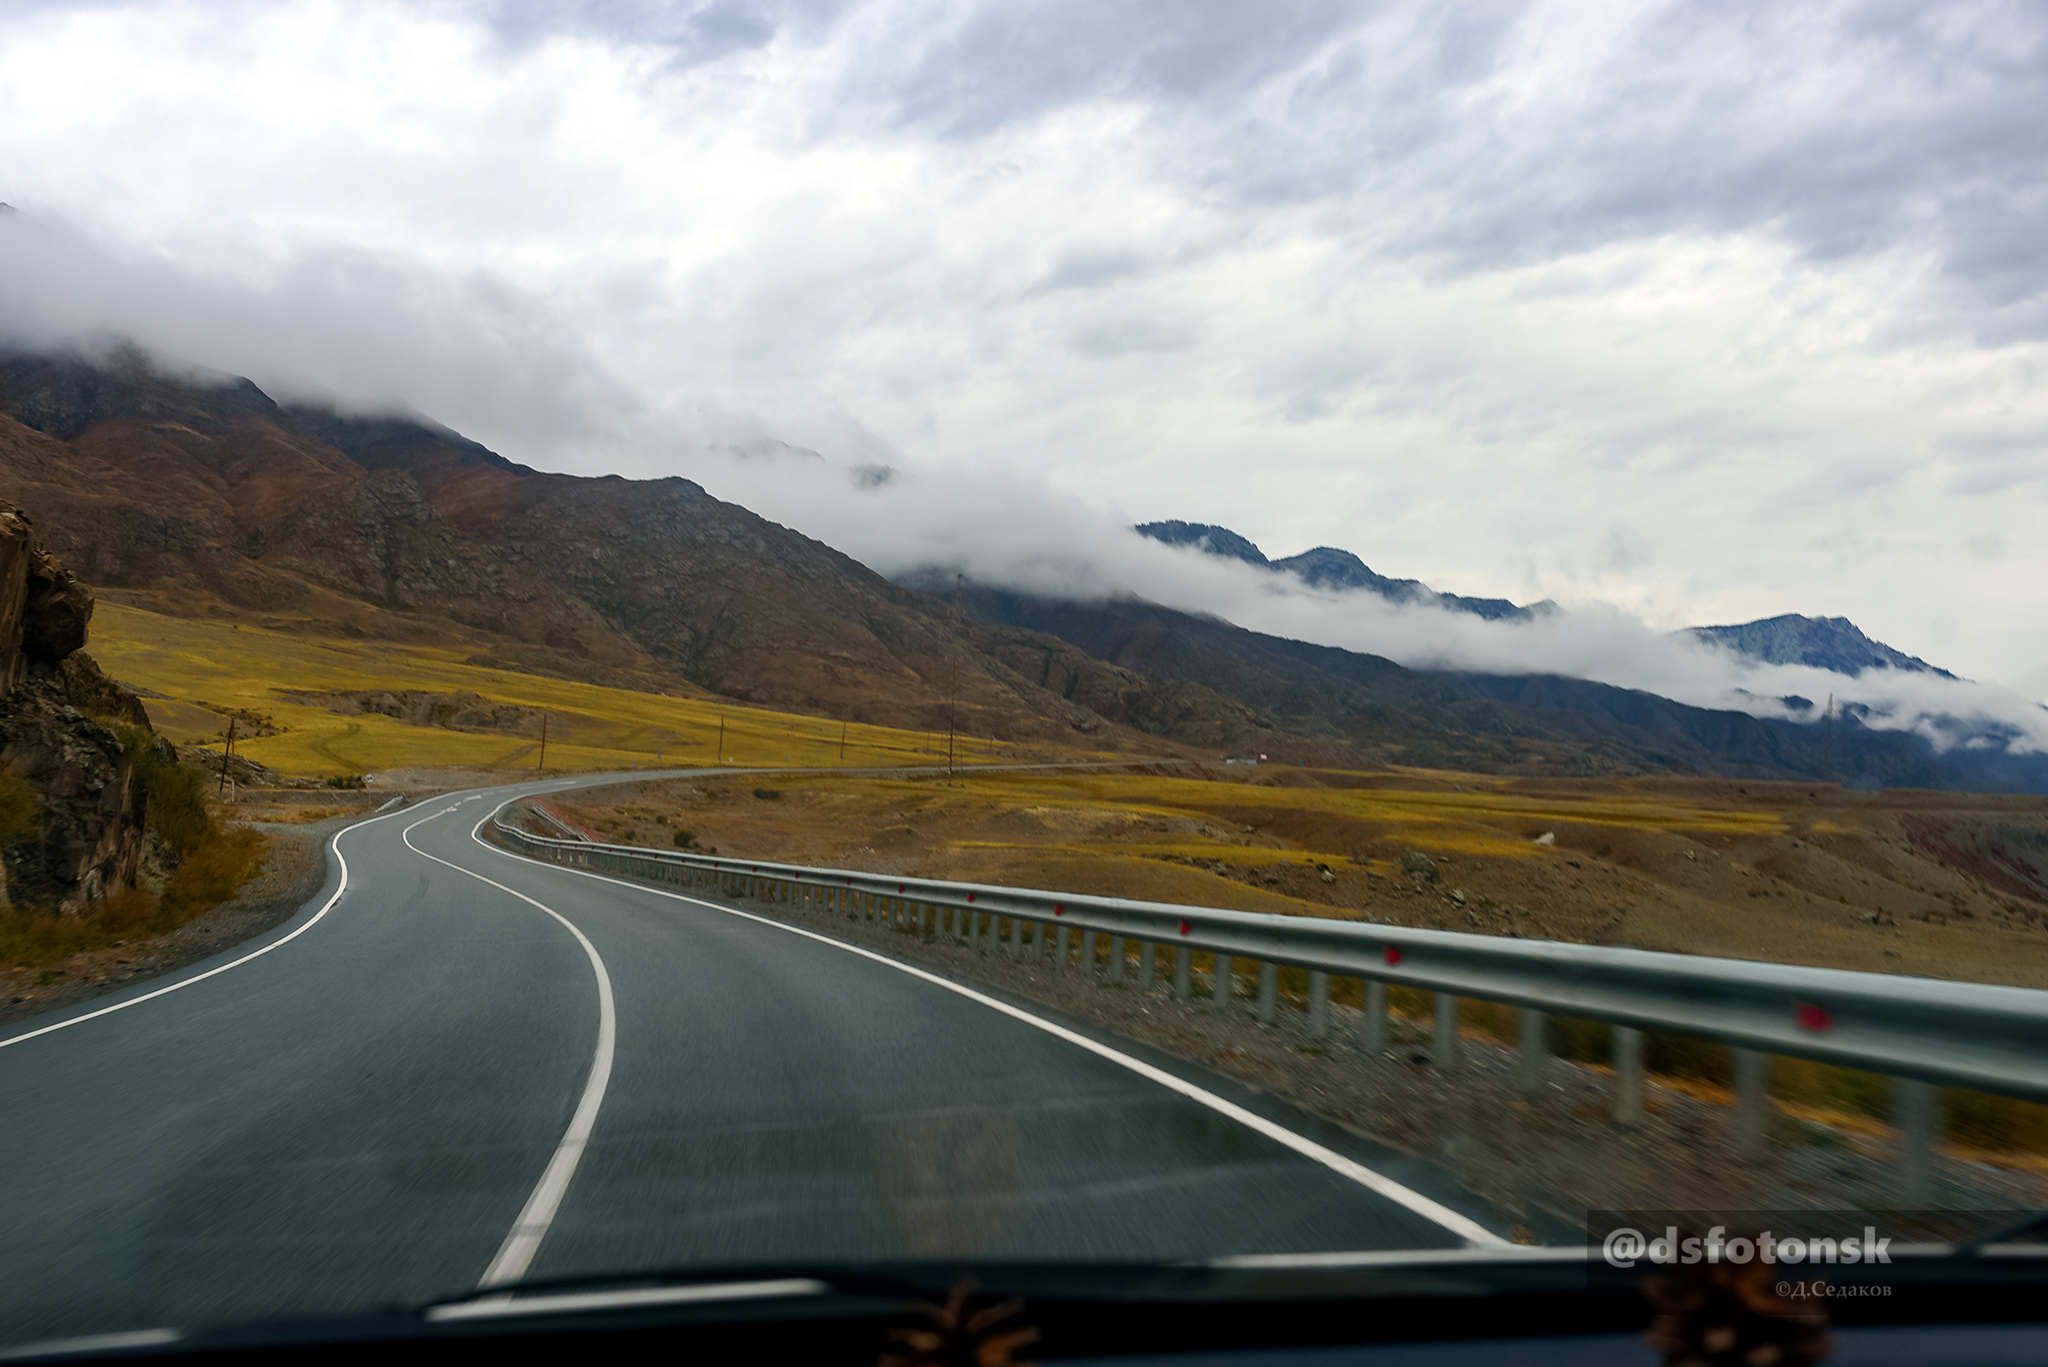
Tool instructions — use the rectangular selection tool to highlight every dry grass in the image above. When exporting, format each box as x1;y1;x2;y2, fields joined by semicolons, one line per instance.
89;600;1104;780
565;765;2048;981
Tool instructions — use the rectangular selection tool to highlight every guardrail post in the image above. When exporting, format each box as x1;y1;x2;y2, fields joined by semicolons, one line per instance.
1308;971;1329;1039
1361;978;1387;1051
1214;955;1233;1010
1734;1048;1769;1154
1174;945;1191;1000
1256;961;1277;1024
1613;1026;1644;1128
1139;941;1156;991
1056;925;1070;968
1433;994;1459;1070
1009;917;1023;960
1519;1008;1547;1097
1896;1078;1936;1203
1110;936;1126;985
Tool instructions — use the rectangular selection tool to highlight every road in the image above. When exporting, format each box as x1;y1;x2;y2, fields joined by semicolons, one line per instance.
0;771;1498;1348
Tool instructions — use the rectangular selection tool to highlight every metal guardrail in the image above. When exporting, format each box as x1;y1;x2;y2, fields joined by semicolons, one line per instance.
493;811;2048;1198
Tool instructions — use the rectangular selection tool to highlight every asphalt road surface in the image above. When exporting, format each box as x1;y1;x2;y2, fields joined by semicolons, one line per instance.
0;771;1500;1349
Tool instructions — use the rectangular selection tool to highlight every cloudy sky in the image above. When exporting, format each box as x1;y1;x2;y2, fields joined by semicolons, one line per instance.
3;0;2045;712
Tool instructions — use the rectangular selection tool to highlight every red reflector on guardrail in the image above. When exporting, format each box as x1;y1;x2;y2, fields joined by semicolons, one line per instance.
897;885;904;893
1795;1002;1834;1032
1054;904;1064;915
967;893;976;903
1178;920;1190;935
1385;947;1403;966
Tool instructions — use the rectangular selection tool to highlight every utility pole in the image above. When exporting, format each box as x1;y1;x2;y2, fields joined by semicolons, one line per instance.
218;716;236;797
946;572;963;779
839;720;847;762
716;715;726;764
1824;693;1835;784
537;714;548;771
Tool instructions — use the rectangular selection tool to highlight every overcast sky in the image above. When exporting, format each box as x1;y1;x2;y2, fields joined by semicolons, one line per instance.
3;0;2045;707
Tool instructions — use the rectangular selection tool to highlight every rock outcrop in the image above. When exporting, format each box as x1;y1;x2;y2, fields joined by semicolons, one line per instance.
0;502;150;913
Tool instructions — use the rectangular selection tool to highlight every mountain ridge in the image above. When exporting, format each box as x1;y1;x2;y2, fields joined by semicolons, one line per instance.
1140;518;1956;679
1689;614;1955;678
1136;519;1540;621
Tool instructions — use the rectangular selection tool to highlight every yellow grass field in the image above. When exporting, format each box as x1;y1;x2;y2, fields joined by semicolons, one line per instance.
87;601;1077;779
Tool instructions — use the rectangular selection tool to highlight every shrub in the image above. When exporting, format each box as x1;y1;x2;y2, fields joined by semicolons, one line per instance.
753;788;781;801
120;728;210;856
673;829;696;848
161;829;266;922
94;886;161;936
0;907;101;966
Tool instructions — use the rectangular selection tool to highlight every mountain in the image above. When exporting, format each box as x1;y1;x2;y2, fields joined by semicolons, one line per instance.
1135;520;1539;621
4;346;2034;792
1688;614;1954;678
939;581;2047;790
0;347;1264;753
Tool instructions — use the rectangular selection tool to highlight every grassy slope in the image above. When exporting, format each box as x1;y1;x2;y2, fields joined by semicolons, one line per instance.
89;601;1092;778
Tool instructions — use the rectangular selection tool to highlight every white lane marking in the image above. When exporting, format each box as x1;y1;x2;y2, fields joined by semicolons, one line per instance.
470;818;1506;1248
0;799;430;1053
399;808;618;1289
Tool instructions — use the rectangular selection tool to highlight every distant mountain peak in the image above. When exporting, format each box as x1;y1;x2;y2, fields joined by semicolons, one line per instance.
1133;520;1269;566
1688;613;1954;678
1135;520;1537;622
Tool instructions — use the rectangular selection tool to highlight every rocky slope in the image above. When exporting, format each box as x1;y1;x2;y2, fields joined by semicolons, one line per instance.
0;501;153;913
1688;614;1955;677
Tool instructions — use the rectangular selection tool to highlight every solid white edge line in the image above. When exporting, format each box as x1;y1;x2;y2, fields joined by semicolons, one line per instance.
400;808;619;1290
470;815;1508;1248
0;798;431;1053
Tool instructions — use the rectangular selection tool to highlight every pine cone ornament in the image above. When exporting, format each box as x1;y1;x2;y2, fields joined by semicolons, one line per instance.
1644;1256;1833;1367
881;1279;1040;1367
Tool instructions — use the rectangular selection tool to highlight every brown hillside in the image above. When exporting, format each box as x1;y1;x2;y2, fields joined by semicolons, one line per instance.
0;350;1258;754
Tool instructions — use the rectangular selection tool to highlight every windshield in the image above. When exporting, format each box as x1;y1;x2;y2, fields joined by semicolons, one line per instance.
3;0;2047;1353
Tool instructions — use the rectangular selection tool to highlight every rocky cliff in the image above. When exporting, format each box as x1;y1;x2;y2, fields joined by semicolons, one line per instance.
0;501;151;913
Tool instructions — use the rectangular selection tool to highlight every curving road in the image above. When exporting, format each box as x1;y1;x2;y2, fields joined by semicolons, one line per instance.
0;772;1497;1348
